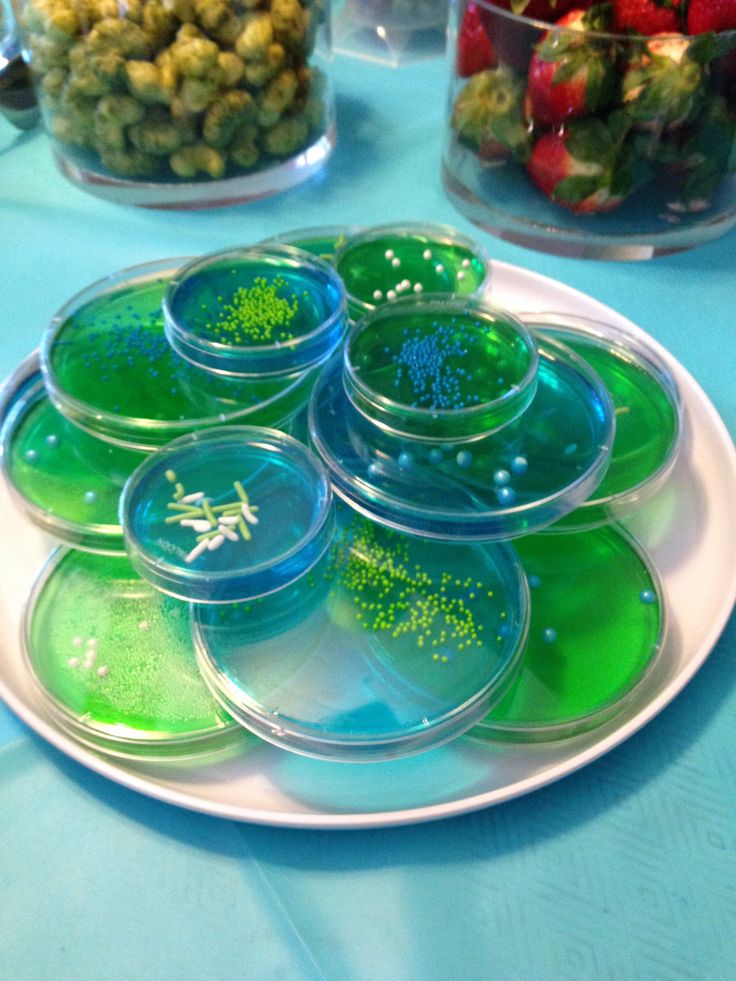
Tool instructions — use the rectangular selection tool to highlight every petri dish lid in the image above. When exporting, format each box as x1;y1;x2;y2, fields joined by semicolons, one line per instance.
41;258;320;452
523;313;682;531
192;504;529;762
0;353;145;554
309;336;614;541
163;245;348;378
120;427;334;604
260;225;363;263
333;222;492;319
471;523;667;741
22;548;243;759
343;296;538;442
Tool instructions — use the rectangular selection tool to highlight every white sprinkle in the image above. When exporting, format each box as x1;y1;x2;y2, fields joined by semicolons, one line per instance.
185;539;209;563
462;258;471;268
207;534;225;551
391;257;400;268
138;620;150;630
423;249;432;260
413;283;423;293
97;665;109;678
457;270;465;281
219;524;239;542
241;503;259;525
372;289;383;301
181;519;213;532
83;658;95;670
218;515;240;525
435;263;445;274
72;637;83;647
385;249;394;260
387;289;397;300
181;491;205;504
401;279;411;290
86;638;97;649
396;282;407;293
67;657;80;668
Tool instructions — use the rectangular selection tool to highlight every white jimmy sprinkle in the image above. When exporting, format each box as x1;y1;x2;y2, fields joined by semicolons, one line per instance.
181;491;205;504
218;525;239;542
207;534;225;551
181;519;214;532
218;515;240;525
241;503;259;525
185;539;210;563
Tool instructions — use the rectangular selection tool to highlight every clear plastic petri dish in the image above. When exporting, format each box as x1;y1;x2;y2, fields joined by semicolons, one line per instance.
0;354;145;554
120;427;334;604
309;336;614;541
41;258;320;452
524;314;682;531
471;523;666;742
333;222;492;319
260;226;364;264
192;504;529;762
163;245;348;378
22;548;243;760
343;297;538;442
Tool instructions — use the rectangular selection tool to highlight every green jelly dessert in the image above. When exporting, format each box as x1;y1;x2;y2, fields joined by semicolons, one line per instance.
532;317;681;530
23;549;242;759
1;360;143;553
473;523;665;741
42;259;318;451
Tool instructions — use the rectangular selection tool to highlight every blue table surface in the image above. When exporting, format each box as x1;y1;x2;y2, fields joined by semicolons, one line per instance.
1;45;735;981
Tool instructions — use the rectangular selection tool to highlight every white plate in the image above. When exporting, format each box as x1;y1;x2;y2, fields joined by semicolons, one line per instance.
1;260;735;829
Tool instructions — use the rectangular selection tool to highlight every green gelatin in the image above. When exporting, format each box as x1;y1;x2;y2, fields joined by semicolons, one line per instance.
542;328;680;529
25;549;238;756
2;370;143;552
345;300;536;441
335;227;487;314
474;524;664;741
44;262;316;449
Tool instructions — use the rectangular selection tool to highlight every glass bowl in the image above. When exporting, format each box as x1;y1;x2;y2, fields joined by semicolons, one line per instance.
443;0;736;258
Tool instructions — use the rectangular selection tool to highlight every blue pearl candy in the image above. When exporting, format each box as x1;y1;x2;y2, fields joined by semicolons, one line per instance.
496;486;516;505
398;452;413;470
511;455;528;475
493;468;511;486
639;589;656;605
528;574;541;589
24;449;38;463
456;450;472;469
45;434;59;448
542;627;557;644
428;448;443;465
83;491;97;504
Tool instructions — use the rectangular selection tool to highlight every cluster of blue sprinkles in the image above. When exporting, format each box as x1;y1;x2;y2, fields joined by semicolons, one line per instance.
391;322;481;410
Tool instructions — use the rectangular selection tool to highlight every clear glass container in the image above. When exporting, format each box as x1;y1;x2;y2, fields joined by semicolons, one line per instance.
443;0;736;258
13;0;335;207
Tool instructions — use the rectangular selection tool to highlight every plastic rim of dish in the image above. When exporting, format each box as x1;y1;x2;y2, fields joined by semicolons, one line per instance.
309;336;615;542
0;354;145;554
163;245;348;378
343;296;538;442
333;222;492;318
120;426;335;604
260;225;364;263
21;548;243;759
40;258;321;452
192;505;530;762
471;523;668;742
522;312;683;531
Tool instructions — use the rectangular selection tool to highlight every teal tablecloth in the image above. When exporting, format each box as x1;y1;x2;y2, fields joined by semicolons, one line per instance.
1;50;735;981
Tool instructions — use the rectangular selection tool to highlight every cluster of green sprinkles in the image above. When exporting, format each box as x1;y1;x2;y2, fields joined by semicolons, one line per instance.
164;468;259;564
207;275;304;345
324;518;504;663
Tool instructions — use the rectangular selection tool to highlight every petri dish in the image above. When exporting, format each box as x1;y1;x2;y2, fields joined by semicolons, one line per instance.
163;246;347;378
309;336;614;541
41;259;320;452
343;297;538;442
334;223;491;319
471;523;666;741
193;505;529;762
261;226;363;264
120;427;334;604
22;549;242;759
525;314;682;531
0;354;145;554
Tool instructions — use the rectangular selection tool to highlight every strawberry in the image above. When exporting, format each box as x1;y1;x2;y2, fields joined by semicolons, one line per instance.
452;65;532;161
457;3;496;77
612;0;683;35
525;9;616;126
687;0;736;34
622;35;704;128
527;115;648;211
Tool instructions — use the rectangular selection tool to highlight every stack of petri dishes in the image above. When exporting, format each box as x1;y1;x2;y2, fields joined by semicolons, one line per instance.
0;223;682;766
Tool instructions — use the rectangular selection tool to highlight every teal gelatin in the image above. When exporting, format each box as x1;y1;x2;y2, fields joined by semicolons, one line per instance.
1;361;144;552
164;246;347;377
310;336;614;541
335;224;489;316
193;507;528;761
42;259;318;450
121;427;334;603
24;549;239;758
344;298;537;441
531;319;681;530
473;524;665;741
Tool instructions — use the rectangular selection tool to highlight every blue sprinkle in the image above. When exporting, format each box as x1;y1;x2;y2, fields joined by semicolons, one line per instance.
45;434;59;448
24;449;38;463
528;574;541;589
493;468;511;486
428;448;443;465
496;486;516;505
456;450;472;469
564;443;578;456
639;589;656;605
83;490;97;504
542;627;557;644
398;452;413;470
368;463;381;479
511;455;528;475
